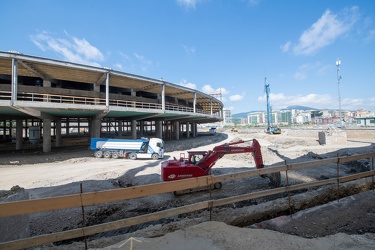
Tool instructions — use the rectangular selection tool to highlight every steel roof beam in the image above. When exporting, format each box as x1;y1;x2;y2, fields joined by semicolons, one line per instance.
17;60;51;81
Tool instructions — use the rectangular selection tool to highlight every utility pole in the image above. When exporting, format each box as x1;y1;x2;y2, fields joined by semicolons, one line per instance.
336;59;342;128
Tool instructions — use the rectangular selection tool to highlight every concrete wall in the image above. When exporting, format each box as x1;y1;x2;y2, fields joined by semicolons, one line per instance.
0;186;30;243
318;131;348;145
345;129;375;140
287;129;375;140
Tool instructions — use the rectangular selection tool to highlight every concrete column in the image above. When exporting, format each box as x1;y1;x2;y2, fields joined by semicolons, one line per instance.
155;121;162;139
2;120;6;141
186;122;190;138
175;121;180;140
94;85;100;92
131;120;137;139
94;85;100;105
210;98;213;115
118;120;123;137
192;122;196;137
43;80;51;87
43;119;51;153
11;58;18;106
162;83;165;111
140;120;144;137
16;119;23;150
90;119;101;138
55;119;61;147
105;72;109;108
193;92;196;113
66;119;70;136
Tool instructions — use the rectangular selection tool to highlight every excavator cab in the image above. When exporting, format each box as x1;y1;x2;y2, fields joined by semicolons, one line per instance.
188;151;206;165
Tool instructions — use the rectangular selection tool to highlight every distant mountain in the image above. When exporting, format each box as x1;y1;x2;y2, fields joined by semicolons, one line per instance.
282;105;317;111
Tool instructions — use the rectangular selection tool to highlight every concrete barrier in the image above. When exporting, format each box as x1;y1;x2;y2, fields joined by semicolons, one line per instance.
319;131;347;145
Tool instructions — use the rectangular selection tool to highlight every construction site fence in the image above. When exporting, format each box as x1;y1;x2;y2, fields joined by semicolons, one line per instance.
1;152;375;249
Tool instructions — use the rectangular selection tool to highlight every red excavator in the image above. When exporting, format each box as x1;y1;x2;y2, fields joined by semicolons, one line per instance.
161;139;281;194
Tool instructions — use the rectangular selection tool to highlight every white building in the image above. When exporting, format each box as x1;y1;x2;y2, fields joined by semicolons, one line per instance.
223;108;232;125
293;111;311;124
248;112;264;124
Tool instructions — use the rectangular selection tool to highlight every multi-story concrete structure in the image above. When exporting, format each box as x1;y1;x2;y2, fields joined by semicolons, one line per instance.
223;108;232;125
279;110;293;124
248;112;264;125
248;109;310;125
293;111;311;124
0;51;223;152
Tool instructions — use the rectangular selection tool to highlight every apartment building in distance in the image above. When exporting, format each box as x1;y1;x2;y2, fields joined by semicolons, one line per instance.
244;108;374;127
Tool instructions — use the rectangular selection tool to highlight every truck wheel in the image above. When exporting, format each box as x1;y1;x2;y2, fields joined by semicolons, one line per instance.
129;152;137;160
103;151;111;158
214;182;222;189
112;151;119;159
151;153;159;160
94;151;103;158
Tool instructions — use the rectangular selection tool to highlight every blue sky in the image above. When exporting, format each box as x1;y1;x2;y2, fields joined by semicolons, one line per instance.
1;0;375;113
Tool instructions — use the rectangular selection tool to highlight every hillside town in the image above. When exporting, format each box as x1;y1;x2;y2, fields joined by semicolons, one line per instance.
223;108;375;127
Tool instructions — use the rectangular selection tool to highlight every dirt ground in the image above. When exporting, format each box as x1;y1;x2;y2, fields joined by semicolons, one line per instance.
1;128;375;249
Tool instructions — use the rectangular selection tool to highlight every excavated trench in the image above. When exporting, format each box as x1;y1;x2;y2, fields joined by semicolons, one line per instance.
52;175;374;247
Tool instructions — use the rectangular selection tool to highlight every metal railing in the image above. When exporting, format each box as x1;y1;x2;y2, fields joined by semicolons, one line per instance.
0;90;220;117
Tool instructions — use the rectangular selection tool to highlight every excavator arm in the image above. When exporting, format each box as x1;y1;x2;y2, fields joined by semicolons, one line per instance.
195;139;264;172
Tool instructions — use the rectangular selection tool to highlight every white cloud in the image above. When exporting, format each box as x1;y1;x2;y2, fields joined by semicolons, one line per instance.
257;92;375;111
113;63;123;70
115;51;135;71
258;93;333;109
229;94;244;101
201;85;228;95
179;79;197;89
280;41;291;53
134;53;153;72
218;87;228;95
293;71;307;81
30;31;104;66
364;29;375;43
292;7;358;55
293;62;329;81
248;0;261;6
341;97;375;111
182;45;196;55
177;0;198;9
202;84;215;93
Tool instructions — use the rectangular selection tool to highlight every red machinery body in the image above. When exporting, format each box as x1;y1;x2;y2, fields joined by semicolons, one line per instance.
161;139;264;181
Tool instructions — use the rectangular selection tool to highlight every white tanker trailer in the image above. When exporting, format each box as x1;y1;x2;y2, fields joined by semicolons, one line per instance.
90;137;164;160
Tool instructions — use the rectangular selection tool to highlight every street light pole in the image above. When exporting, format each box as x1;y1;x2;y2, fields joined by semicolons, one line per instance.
336;59;342;128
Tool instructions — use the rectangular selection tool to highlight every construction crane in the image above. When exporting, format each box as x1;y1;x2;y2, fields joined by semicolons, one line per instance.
265;77;281;134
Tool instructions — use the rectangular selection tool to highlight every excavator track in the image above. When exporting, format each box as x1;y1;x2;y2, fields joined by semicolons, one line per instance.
173;182;222;196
